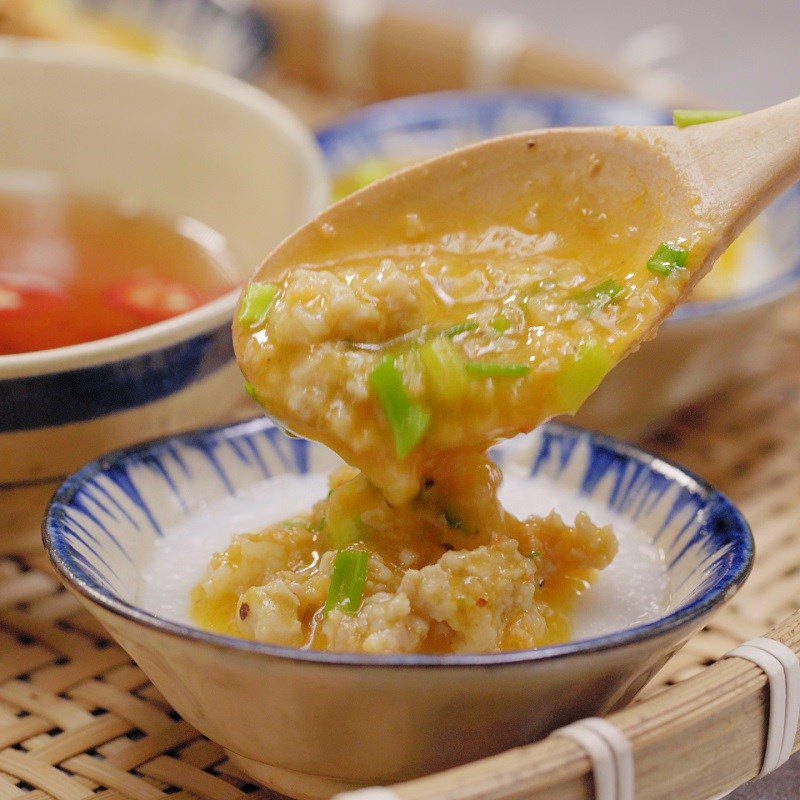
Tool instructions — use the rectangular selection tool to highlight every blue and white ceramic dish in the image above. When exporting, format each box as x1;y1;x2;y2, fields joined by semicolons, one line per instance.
44;416;753;798
0;40;328;547
73;0;272;78
318;91;800;437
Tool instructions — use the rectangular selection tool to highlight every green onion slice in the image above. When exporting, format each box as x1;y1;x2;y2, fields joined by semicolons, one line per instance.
574;279;624;310
490;314;511;333
673;109;742;128
442;320;479;338
325;513;363;549
556;340;613;414
420;337;468;401
647;242;689;276
244;381;259;402
323;549;369;615
443;509;465;531
238;282;278;328
465;361;530;378
369;355;431;458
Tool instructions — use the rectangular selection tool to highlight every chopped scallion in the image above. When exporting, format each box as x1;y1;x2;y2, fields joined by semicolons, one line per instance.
238;282;278;327
420;337;468;401
323;550;369;615
465;361;530;378
244;381;258;402
443;509;465;531
369;355;431;458
556;341;613;414
442;320;479;338
574;279;624;310
647;242;689;276
325;513;362;549
673;109;742;128
490;314;511;333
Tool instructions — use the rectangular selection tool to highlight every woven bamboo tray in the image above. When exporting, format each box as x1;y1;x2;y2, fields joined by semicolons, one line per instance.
1;1;799;798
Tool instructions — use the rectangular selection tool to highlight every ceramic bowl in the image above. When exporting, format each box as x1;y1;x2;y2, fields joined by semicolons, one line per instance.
71;0;272;78
44;417;753;798
317;90;800;439
0;39;328;548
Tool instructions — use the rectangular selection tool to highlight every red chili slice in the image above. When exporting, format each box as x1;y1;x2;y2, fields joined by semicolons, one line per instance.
0;276;68;319
104;276;208;323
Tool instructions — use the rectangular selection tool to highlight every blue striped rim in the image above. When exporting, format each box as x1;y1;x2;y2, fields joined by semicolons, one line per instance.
43;416;754;668
0;324;233;433
316;89;800;324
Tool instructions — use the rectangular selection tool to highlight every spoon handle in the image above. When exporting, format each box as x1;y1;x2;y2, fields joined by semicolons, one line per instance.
676;95;800;240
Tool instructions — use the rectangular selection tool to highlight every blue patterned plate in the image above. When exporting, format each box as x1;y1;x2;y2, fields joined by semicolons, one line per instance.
42;417;753;795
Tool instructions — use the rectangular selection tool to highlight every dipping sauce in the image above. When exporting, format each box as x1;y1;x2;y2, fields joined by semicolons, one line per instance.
0;179;238;355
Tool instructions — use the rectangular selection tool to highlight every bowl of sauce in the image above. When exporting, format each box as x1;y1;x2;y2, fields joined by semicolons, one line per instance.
0;186;237;355
0;38;327;544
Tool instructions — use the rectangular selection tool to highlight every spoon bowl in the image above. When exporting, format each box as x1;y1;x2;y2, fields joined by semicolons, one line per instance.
237;99;800;499
316;92;800;438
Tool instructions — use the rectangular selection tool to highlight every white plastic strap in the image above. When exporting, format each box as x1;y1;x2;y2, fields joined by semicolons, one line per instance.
467;13;530;90
556;717;634;800
322;0;381;93
333;789;400;800
725;637;800;776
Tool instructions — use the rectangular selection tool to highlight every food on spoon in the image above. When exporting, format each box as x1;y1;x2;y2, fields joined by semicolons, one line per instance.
235;157;697;502
192;462;617;654
332;154;757;304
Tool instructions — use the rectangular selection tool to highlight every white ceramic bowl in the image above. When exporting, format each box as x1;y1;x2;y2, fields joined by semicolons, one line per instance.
317;91;800;439
0;38;328;547
44;418;753;798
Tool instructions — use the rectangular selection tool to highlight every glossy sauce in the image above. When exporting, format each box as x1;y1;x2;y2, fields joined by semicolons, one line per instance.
332;158;753;303
0;180;238;355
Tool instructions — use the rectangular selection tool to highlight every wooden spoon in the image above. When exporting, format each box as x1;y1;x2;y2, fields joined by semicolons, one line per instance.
237;98;800;499
255;95;800;323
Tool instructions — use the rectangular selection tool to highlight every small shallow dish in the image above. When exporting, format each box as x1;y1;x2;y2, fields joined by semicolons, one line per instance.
44;417;753;798
317;91;800;438
0;38;328;547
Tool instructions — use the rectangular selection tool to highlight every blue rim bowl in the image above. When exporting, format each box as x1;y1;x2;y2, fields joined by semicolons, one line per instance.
40;417;754;793
73;0;272;78
43;416;753;668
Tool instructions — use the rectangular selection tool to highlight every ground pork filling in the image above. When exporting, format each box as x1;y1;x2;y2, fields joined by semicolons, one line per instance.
192;460;617;654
